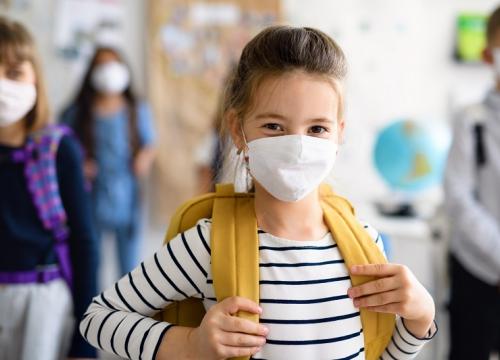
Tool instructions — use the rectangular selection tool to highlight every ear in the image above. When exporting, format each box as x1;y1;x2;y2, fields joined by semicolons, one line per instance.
227;109;246;152
337;117;346;144
483;47;494;65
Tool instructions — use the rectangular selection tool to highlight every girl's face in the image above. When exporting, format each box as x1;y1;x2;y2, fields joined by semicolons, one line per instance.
90;49;130;96
231;71;344;150
0;60;36;84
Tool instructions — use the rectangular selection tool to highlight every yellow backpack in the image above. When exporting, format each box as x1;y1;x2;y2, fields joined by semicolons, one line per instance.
158;183;395;360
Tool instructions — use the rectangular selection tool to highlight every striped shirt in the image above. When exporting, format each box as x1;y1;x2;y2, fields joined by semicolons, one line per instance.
80;219;436;360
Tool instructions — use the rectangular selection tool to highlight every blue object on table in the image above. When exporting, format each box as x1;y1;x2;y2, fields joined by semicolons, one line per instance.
374;120;450;193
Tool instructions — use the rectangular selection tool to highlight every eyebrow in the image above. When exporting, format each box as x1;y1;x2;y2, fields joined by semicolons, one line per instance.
254;112;334;123
254;112;287;120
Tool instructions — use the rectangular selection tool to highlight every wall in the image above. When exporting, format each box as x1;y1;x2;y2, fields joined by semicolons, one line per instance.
1;0;146;115
2;0;498;209
283;0;499;208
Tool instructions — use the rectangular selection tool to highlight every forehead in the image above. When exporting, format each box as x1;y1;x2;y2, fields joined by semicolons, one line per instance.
0;39;32;66
248;71;339;120
0;59;33;72
94;49;120;64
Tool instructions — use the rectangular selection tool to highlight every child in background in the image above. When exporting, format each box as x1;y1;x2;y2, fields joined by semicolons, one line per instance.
0;17;97;359
80;26;436;360
444;6;500;360
61;47;156;277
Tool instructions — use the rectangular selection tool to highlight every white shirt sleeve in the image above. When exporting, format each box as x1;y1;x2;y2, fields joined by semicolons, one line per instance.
79;219;212;360
363;223;438;359
444;111;500;280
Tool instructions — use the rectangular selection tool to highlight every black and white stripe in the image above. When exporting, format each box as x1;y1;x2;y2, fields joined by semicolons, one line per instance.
80;219;435;360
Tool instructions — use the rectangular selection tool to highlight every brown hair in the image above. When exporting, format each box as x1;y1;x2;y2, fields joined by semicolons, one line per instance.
487;6;500;42
222;25;347;131
217;25;347;187
65;47;139;160
0;16;50;132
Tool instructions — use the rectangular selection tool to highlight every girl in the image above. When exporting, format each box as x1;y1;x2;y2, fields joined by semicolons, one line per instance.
0;17;97;359
80;26;436;360
61;47;156;276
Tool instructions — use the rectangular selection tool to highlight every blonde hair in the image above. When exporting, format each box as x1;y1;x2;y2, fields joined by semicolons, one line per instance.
0;16;49;132
217;25;347;189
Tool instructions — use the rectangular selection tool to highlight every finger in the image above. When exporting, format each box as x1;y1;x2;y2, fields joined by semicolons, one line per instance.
220;331;267;348
350;263;401;277
353;290;401;308
348;276;399;298
219;315;269;336
219;345;262;358
221;296;262;316
365;302;401;314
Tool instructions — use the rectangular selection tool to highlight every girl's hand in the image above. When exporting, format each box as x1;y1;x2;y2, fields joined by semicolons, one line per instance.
157;296;268;360
347;263;435;338
190;296;268;359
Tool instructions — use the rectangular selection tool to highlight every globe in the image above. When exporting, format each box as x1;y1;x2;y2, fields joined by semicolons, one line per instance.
374;120;451;193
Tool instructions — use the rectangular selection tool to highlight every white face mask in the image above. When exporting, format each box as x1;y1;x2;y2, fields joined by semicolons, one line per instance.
91;61;130;95
246;134;338;202
492;48;500;78
0;78;37;127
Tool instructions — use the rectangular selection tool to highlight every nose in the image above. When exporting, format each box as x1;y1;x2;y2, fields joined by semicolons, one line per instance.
285;127;307;136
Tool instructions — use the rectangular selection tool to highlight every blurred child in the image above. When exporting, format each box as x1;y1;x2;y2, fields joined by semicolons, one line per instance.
195;65;236;194
444;6;500;360
80;26;437;360
61;47;156;277
0;17;97;359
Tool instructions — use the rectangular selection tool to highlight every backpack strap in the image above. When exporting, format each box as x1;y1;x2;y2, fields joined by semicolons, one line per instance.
473;123;486;169
463;103;488;170
211;184;259;360
468;104;487;199
11;124;74;288
319;184;395;360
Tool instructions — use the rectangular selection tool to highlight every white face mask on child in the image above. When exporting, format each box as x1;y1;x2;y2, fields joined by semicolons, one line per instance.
91;61;130;95
246;134;338;202
0;78;37;127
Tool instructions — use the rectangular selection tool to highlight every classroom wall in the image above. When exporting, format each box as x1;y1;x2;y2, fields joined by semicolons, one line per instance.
2;0;499;209
0;0;146;115
283;0;499;207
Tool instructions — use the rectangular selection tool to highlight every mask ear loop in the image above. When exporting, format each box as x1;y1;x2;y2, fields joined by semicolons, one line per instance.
236;122;252;192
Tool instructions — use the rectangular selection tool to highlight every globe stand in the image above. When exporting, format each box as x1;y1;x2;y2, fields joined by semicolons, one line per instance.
375;200;417;218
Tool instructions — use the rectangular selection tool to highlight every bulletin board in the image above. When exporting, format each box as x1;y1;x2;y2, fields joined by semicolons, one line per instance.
147;0;281;224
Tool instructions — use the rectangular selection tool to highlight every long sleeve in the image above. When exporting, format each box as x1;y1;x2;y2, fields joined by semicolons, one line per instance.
363;224;438;359
380;318;437;360
56;136;99;357
136;101;156;146
82;218;437;360
80;220;212;360
444;110;500;282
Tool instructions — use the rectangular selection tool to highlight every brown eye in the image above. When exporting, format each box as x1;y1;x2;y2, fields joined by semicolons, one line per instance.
6;68;23;80
264;123;283;131
309;126;328;134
